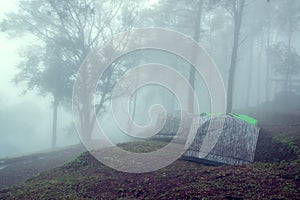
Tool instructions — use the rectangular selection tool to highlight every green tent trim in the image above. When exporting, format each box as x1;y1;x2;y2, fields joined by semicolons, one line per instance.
230;113;258;125
201;113;258;126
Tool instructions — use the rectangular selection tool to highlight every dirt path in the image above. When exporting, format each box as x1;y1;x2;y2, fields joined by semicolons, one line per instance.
0;144;85;189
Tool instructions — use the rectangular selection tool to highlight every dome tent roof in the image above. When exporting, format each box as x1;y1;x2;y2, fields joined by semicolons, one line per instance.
184;114;260;165
154;111;260;165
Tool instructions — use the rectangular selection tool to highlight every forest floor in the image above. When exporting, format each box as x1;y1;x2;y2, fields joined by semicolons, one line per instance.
0;108;299;199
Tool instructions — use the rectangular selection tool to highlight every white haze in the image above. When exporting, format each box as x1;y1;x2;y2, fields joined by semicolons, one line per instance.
0;0;299;158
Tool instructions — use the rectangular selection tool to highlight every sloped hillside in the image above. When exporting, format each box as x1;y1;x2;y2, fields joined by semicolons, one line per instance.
0;141;299;200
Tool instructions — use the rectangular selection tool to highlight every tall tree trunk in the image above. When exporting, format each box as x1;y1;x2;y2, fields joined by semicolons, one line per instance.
169;56;181;112
265;23;271;102
51;98;59;148
256;35;263;105
128;92;137;133
79;64;114;143
188;0;203;113
129;70;139;133
209;14;213;55
284;21;293;93
226;0;245;113
246;36;254;107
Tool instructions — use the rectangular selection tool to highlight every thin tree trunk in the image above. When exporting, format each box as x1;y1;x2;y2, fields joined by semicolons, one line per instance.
128;92;137;133
51;99;59;148
129;70;139;133
188;0;203;113
265;23;271;102
169;56;181;112
226;0;245;113
209;14;213;55
246;37;254;107
285;22;293;93
83;65;114;142
256;35;264;105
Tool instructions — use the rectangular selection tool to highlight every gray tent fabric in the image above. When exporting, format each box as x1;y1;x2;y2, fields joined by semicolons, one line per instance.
154;112;260;165
184;115;260;165
154;111;195;140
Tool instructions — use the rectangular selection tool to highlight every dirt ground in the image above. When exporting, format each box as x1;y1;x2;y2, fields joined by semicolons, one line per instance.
0;141;299;199
0;107;299;191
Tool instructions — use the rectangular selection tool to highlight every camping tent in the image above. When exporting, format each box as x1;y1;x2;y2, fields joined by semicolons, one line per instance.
183;114;260;165
154;112;260;165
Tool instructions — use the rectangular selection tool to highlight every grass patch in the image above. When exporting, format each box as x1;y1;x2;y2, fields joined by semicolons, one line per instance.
117;140;168;153
0;140;299;199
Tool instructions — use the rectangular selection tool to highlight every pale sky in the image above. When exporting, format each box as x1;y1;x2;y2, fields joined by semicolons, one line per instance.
0;1;78;157
0;0;53;107
0;0;20;106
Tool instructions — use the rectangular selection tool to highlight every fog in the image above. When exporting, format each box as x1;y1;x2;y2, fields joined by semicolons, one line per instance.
0;0;300;158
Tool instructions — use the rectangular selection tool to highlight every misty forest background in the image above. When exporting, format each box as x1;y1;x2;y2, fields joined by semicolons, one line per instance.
0;0;299;158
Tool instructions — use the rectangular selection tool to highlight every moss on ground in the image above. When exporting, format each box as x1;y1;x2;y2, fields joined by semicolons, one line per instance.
255;128;300;162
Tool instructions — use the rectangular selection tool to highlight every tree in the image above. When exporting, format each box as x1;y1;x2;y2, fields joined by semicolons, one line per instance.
2;0;126;147
188;0;204;113
268;42;300;92
144;0;209;113
272;0;300;93
224;0;245;113
263;1;276;102
242;0;274;105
